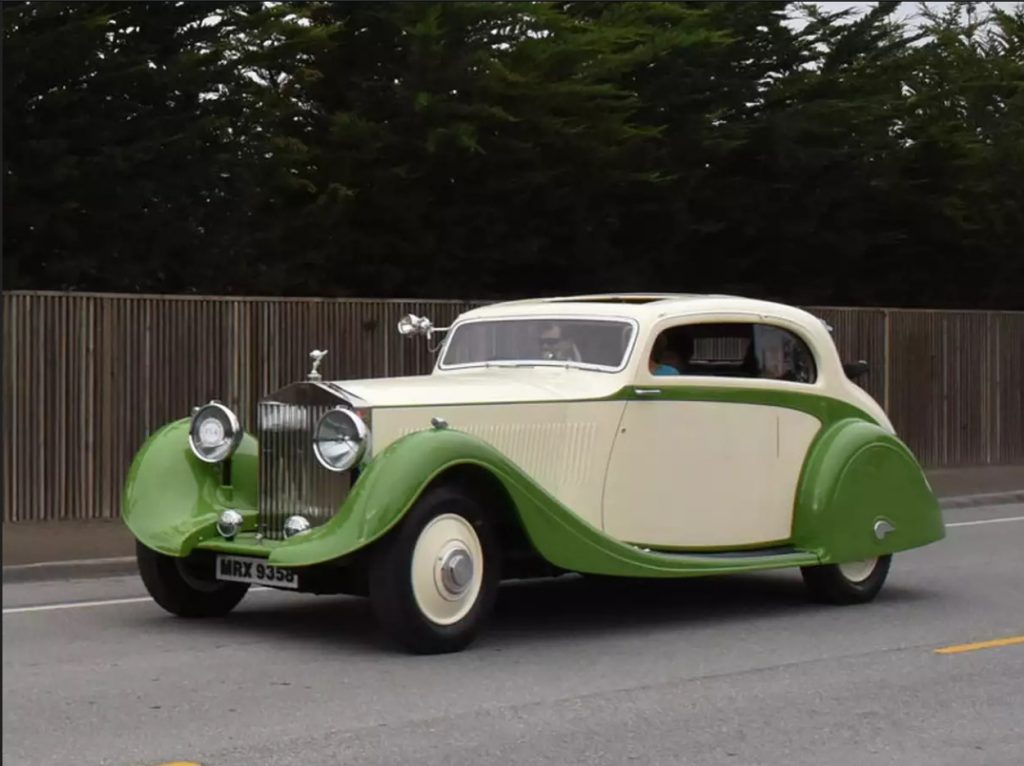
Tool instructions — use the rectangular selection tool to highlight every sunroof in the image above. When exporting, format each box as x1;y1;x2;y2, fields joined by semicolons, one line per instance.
547;294;681;305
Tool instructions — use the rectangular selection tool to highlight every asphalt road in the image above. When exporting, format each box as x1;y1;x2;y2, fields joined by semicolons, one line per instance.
4;503;1023;766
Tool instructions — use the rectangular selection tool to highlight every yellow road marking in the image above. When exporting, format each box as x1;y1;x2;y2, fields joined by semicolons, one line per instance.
934;635;1024;655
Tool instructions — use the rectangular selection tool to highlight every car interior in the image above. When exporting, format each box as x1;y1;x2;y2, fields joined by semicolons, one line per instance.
650;322;817;382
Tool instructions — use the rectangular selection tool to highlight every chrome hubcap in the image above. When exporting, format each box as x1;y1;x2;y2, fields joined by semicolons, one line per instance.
411;513;484;625
439;548;474;595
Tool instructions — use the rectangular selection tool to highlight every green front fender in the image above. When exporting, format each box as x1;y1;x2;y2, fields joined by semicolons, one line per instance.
792;418;945;562
122;419;260;556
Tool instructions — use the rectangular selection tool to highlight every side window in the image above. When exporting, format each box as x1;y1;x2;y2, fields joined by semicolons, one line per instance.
648;322;817;383
752;325;817;383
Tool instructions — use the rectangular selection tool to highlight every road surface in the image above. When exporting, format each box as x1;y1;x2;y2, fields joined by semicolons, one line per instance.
4;503;1023;766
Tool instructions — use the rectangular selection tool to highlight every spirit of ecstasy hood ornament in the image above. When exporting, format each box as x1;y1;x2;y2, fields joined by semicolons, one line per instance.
307;349;328;381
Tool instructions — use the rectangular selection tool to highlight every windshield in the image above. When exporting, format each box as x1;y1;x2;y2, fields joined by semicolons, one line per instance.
439;317;636;371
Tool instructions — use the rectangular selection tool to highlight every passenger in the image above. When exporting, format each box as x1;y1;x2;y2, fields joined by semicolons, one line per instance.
656;349;684;374
650;359;679;375
648;338;680;375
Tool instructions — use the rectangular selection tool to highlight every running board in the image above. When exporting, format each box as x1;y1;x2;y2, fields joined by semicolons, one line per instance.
614;543;820;576
640;545;802;560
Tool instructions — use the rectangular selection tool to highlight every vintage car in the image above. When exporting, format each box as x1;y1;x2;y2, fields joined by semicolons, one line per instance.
124;293;945;653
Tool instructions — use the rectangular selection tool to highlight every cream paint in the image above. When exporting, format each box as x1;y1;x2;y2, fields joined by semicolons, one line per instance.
336;366;629;408
631;310;893;434
324;294;894;543
371;401;627;529
418;294;894;434
330;295;890;429
602;400;821;548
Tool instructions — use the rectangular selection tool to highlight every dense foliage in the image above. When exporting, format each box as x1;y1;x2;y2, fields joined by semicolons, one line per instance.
4;1;1023;307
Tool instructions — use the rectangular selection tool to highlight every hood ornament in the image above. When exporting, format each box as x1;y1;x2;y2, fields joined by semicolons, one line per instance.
307;349;328;381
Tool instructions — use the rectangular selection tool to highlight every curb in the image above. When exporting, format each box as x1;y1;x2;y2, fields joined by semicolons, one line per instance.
2;556;137;585
938;490;1024;510
3;490;1022;584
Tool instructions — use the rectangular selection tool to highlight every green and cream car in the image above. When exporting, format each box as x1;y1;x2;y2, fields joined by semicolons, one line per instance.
124;294;945;653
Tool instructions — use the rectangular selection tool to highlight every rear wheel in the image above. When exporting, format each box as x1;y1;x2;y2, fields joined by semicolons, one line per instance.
800;554;892;604
369;486;500;654
136;541;249;617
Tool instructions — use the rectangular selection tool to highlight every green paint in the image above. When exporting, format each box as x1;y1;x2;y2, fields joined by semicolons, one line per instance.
620;382;875;424
122;419;261;556
123;383;943;578
196;534;281;557
792;418;945;561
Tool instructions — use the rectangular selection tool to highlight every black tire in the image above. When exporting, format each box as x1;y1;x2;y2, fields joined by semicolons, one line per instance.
136;541;249;618
368;485;500;654
800;554;892;605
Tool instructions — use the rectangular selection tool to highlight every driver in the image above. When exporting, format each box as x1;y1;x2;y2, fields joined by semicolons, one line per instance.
538;322;582;362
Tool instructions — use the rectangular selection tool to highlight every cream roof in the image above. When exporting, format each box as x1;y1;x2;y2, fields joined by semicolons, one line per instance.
457;293;824;329
439;293;891;431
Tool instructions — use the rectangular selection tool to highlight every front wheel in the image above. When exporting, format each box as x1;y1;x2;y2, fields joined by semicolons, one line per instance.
368;486;500;654
136;541;249;617
800;554;892;605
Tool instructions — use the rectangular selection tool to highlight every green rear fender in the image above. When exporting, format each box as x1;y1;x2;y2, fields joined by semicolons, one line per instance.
792;418;945;562
122;419;259;556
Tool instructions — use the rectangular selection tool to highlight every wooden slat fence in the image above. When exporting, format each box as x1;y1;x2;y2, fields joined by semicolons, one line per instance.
3;291;1022;522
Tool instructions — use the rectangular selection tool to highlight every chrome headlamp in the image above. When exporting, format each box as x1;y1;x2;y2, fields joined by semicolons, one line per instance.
188;402;243;463
312;407;369;472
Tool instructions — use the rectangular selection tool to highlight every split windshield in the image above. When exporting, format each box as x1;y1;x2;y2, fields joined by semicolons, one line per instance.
440;317;635;370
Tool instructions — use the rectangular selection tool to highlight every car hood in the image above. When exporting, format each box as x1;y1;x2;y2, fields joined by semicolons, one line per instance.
329;367;627;407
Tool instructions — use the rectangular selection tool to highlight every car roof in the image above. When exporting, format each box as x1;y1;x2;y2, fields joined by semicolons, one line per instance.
457;293;824;328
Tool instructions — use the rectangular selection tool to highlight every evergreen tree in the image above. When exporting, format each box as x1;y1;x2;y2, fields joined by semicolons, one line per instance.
4;1;1022;308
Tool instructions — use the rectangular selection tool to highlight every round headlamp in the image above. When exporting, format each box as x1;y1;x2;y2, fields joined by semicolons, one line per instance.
313;407;369;472
188;402;243;463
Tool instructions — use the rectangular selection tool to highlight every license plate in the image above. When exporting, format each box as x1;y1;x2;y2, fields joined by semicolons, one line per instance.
216;555;298;589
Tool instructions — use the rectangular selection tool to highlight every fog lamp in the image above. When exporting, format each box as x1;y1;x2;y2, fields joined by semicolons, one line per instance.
283;515;312;538
217;509;244;540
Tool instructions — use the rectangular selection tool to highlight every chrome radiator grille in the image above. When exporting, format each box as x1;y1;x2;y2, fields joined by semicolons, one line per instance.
258;401;351;540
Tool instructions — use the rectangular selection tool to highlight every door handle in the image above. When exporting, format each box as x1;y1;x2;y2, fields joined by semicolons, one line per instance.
634;388;661;395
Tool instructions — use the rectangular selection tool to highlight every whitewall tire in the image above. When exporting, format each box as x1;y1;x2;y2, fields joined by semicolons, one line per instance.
369;486;500;654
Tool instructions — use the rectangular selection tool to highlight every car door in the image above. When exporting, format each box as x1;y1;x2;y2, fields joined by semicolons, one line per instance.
601;317;822;549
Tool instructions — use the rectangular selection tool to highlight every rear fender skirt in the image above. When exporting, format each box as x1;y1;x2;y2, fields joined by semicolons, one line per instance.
792;418;945;562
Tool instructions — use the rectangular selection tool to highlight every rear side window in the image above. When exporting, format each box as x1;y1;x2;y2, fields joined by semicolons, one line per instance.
649;322;817;383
